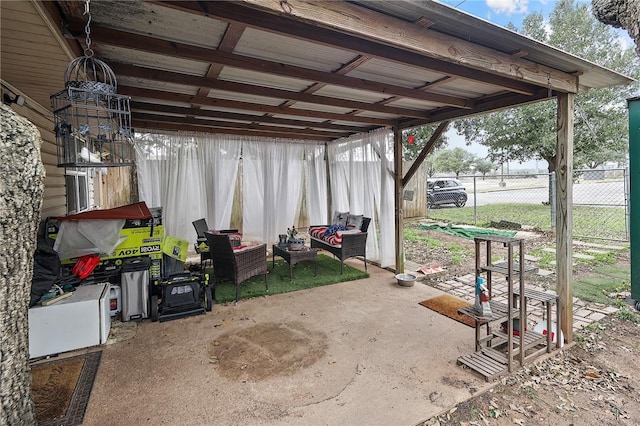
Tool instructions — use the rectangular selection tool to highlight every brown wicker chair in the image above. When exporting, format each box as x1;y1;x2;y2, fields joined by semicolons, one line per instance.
310;217;370;274
204;231;268;304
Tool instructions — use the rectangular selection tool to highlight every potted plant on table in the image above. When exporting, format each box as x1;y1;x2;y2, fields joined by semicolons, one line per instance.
287;226;305;251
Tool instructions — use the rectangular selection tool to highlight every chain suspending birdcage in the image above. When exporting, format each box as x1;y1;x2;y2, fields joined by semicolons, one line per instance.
50;0;134;167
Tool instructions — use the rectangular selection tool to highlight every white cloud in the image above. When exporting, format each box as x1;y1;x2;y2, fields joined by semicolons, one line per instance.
486;0;529;15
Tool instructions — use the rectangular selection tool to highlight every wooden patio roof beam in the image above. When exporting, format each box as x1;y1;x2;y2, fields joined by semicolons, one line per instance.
130;101;370;133
234;0;578;94
120;86;394;126
132;112;356;138
402;121;450;187
158;1;544;96
133;120;333;141
71;24;473;109
110;62;432;119
399;88;551;128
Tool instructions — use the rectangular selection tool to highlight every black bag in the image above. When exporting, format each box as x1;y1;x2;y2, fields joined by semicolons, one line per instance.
30;234;61;307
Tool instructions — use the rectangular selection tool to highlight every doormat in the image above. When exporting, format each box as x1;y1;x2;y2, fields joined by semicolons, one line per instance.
30;351;102;426
419;295;476;328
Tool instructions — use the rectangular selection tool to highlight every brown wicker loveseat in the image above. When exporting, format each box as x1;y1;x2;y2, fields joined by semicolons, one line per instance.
308;216;370;274
204;231;268;304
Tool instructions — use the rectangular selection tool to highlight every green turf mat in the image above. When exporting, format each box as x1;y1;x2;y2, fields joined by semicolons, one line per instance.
210;253;369;303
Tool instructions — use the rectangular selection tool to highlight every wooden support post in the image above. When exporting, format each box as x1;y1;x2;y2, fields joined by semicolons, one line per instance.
394;126;404;273
556;92;574;343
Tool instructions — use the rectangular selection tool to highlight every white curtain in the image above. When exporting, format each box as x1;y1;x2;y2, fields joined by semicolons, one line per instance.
134;128;397;266
198;135;241;230
242;139;305;244
304;144;328;226
134;131;239;243
327;128;395;268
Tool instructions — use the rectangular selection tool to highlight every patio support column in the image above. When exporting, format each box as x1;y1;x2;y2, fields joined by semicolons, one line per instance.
556;92;575;343
393;125;404;273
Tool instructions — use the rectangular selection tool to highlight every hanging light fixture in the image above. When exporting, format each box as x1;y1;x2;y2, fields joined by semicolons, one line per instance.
50;0;134;167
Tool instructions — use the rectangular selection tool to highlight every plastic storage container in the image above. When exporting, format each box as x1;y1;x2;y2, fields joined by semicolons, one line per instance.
109;285;121;317
120;257;151;321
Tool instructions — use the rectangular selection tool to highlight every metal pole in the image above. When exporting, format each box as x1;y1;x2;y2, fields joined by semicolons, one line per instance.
473;175;477;225
627;97;640;303
624;167;630;242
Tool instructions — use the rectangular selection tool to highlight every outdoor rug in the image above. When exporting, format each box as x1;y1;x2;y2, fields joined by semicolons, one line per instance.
31;350;102;426
212;253;369;303
419;294;476;327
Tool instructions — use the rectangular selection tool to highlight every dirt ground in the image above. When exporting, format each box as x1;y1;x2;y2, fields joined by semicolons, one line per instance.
403;219;640;426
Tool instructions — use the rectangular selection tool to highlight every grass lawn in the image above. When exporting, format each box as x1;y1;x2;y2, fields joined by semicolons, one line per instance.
573;264;631;305
209;253;369;303
427;203;627;240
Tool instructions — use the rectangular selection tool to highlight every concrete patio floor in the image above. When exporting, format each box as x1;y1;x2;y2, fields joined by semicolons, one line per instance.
81;260;492;426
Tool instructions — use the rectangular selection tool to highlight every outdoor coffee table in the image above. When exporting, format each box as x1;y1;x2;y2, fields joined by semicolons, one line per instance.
272;244;318;281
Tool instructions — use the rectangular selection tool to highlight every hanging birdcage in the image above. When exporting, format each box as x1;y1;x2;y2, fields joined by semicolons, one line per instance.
50;0;134;168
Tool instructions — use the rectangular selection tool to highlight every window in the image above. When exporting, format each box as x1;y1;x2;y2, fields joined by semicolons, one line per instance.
65;169;89;214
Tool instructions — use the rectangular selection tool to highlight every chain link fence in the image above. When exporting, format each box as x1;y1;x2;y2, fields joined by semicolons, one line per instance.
425;168;629;242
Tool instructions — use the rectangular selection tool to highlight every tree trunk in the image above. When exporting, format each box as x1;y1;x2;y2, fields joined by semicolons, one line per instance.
592;0;640;55
0;104;45;424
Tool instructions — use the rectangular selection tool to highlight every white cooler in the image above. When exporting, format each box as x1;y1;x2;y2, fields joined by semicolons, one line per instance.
28;282;110;359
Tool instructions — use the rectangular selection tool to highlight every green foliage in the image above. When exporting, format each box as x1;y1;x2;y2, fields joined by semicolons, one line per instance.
453;0;640;171
473;158;495;178
617;309;640;323
445;242;472;265
530;249;556;269
404;228;442;249
402;125;448;161
434;148;476;177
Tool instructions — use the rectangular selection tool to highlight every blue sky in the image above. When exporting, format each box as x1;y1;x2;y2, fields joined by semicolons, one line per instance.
438;0;559;29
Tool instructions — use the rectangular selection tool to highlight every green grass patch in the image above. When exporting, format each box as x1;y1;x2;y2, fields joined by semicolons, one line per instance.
445;242;473;266
530;248;556;269
593;264;631;281
210;254;369;303
427;203;627;240
404;228;442;249
428;203;549;230
572;264;630;305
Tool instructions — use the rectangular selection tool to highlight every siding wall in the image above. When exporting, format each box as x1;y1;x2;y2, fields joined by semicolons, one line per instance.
8;103;66;219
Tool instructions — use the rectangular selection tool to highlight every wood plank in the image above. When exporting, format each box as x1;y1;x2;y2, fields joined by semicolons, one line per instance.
130;101;369;132
236;0;578;93
457;350;508;380
132;120;332;141
556;92;575;343
133;112;351;138
110;62;431;119
399;89;550;128
161;1;539;96
72;24;473;109
122;86;392;126
402;121;449;186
